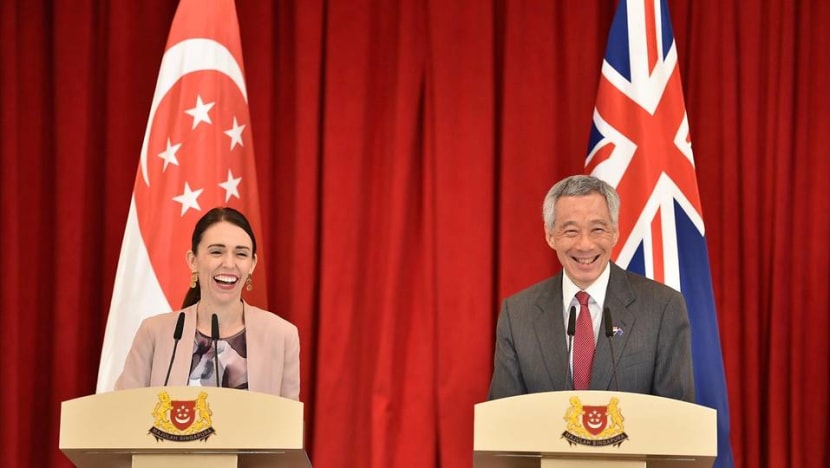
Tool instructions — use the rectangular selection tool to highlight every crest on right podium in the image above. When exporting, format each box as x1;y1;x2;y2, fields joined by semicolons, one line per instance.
561;396;629;447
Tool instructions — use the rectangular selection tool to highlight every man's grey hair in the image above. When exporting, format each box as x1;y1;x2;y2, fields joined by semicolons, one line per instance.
542;175;620;230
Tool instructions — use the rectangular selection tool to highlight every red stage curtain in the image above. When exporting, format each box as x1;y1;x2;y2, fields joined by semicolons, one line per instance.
1;1;828;467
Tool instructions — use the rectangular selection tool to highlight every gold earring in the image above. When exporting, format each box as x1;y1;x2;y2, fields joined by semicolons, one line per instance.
246;274;253;291
189;271;198;288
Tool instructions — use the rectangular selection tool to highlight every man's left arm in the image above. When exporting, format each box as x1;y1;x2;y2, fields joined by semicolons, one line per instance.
653;291;695;402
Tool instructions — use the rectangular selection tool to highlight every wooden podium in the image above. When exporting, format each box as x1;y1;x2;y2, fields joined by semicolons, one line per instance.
59;387;311;468
474;391;716;468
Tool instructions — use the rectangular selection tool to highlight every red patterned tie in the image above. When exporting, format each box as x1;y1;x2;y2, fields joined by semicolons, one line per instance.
573;291;594;390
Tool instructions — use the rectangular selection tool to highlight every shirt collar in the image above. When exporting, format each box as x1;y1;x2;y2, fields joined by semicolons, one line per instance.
562;262;611;309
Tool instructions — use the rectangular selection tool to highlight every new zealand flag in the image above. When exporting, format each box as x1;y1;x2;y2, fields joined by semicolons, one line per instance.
586;1;733;465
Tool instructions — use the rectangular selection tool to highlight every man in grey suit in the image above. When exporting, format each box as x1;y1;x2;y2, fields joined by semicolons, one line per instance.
488;175;695;402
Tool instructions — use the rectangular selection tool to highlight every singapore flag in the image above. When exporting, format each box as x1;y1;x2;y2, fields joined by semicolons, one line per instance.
97;0;267;392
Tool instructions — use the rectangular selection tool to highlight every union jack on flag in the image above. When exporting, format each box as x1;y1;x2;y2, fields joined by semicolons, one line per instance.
586;1;733;466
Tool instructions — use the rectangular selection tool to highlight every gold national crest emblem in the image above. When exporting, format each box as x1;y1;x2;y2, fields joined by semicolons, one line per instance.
561;396;628;447
149;391;216;442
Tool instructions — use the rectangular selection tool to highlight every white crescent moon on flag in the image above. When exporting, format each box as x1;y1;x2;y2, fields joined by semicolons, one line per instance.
139;39;248;187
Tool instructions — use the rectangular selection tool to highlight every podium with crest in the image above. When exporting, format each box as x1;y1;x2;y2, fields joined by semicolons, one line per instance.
474;391;716;468
59;386;310;468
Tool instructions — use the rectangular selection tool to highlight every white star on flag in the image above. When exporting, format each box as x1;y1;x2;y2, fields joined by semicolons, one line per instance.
184;95;215;129
157;138;182;172
218;169;242;202
224;116;246;150
172;181;203;215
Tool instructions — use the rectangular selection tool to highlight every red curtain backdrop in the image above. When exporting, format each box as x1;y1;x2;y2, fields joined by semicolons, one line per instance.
1;0;829;467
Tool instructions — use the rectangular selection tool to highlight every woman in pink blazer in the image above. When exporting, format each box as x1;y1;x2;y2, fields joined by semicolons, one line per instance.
116;207;300;400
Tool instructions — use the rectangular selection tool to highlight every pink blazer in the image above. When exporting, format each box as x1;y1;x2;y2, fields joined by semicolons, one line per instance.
115;303;300;400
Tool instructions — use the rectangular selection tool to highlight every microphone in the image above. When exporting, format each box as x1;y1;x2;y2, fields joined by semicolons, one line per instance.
211;314;221;388
603;307;620;392
565;306;576;390
163;312;186;386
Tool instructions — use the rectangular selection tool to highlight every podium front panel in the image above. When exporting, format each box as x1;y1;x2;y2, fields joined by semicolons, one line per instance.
59;387;310;468
474;391;716;468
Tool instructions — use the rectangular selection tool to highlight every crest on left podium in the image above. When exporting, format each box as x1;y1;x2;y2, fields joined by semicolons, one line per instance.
149;390;216;442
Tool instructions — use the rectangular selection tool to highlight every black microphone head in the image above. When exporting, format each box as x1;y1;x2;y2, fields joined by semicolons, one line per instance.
211;313;220;340
603;307;614;337
173;312;186;340
567;306;577;336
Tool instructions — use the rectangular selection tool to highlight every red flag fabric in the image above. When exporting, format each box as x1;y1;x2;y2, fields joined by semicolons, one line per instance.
97;0;267;392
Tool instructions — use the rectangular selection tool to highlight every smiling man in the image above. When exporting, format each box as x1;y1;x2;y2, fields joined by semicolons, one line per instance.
487;175;695;402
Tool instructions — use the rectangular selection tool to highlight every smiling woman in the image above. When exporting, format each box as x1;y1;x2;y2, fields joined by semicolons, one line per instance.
114;207;300;399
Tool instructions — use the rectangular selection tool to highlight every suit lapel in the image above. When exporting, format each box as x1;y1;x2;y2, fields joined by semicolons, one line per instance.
171;305;198;386
242;303;263;391
532;274;570;391
590;263;636;390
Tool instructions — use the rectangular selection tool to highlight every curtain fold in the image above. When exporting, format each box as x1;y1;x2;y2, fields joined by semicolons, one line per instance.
2;0;829;466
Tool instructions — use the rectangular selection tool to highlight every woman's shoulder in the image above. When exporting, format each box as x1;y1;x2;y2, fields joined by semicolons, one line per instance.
245;303;298;331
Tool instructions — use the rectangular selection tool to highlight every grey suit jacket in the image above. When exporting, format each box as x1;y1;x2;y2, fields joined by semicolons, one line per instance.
488;262;694;402
115;303;300;400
